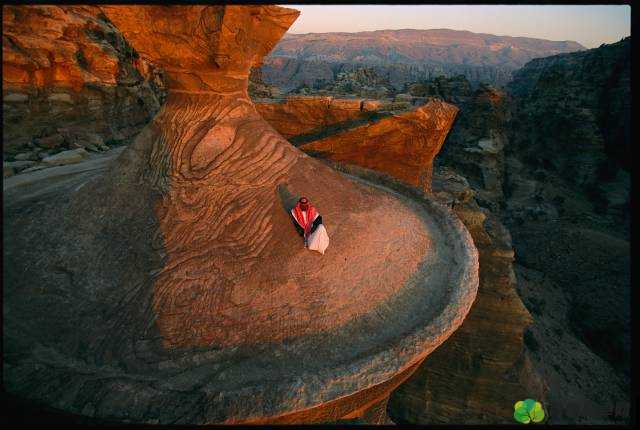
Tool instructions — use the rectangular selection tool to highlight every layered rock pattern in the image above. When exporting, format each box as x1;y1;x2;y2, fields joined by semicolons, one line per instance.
4;5;479;424
255;96;381;141
388;167;544;423
2;5;167;156
299;100;459;192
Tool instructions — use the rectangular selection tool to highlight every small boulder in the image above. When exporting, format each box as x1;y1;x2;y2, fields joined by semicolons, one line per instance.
4;165;15;178
20;164;49;173
4;160;37;173
35;134;66;149
41;148;89;166
98;144;110;151
14;151;39;161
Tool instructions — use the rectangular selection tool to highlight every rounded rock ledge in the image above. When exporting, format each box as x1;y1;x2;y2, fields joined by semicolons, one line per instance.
3;5;478;424
3;153;478;424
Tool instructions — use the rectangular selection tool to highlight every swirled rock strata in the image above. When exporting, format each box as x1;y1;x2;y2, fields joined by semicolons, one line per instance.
3;5;478;424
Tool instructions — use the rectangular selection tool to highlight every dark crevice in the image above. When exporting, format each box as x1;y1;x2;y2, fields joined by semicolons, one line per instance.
288;112;392;147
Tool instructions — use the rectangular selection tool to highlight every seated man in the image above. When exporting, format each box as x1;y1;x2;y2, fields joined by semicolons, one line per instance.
290;197;329;254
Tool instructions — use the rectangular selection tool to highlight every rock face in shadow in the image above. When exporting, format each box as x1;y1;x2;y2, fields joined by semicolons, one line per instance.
436;84;509;211
505;37;630;232
2;5;167;156
404;75;510;211
388;167;544;423
298;100;458;192
394;39;631;424
3;5;479;425
501;39;630;396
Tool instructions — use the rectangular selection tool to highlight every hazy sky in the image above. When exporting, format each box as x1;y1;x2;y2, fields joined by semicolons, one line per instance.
285;5;630;48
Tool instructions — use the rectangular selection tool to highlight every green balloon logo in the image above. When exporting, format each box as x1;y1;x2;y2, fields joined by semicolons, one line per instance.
514;399;545;424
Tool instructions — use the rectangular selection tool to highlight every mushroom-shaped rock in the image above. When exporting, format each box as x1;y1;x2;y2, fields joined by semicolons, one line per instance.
3;5;478;424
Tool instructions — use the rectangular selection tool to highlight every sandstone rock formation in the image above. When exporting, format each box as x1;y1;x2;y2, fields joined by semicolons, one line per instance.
299;100;458;192
388;166;545;423
500;39;630;424
268;96;540;422
3;5;478;424
255;95;382;141
2;5;167;156
506;37;630;230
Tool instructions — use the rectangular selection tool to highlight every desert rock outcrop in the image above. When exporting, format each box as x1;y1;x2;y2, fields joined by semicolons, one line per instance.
299;99;458;192
506;37;630;229
4;5;478;424
2;5;167;156
255;96;379;141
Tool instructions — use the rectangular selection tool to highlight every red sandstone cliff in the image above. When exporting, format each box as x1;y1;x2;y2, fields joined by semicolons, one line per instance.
254;96;544;424
297;99;458;193
255;96;380;140
2;5;166;156
3;5;480;425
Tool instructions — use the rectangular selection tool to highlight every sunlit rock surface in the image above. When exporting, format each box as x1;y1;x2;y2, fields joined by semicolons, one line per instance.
2;5;167;155
299;100;458;192
255;95;378;140
3;5;478;424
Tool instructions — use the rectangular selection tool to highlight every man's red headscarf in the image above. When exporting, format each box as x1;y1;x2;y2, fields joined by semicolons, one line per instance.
292;197;317;238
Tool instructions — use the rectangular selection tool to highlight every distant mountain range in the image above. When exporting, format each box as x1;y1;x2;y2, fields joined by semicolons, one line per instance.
260;29;585;92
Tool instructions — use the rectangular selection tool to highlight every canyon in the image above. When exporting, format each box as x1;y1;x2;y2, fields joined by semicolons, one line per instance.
260;29;585;92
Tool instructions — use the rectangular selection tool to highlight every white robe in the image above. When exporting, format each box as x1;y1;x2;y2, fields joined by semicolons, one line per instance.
307;224;329;255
